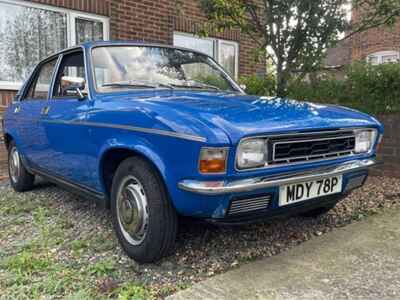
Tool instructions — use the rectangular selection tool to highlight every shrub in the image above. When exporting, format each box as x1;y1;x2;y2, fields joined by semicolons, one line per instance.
287;62;400;115
239;74;276;96
241;62;400;115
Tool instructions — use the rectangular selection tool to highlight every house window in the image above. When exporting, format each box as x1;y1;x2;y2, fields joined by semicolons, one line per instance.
0;0;109;90
173;32;239;79
367;51;400;65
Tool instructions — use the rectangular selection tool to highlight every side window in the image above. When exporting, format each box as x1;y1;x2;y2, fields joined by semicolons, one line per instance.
23;59;58;100
53;51;87;98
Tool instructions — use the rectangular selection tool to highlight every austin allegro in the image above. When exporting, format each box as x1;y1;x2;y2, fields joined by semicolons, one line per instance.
2;41;383;262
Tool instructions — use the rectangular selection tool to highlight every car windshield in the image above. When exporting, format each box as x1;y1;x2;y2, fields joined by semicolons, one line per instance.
92;46;238;93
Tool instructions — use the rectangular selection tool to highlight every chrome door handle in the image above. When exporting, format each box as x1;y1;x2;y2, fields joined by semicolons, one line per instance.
41;106;50;116
14;106;21;114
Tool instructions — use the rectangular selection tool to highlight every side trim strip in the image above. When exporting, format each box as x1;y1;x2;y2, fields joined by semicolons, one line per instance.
41;119;207;142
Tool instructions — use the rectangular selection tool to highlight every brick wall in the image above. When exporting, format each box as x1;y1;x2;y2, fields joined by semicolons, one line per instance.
372;114;400;178
351;8;400;60
0;91;16;179
109;0;174;43
29;0;110;16
0;90;17;108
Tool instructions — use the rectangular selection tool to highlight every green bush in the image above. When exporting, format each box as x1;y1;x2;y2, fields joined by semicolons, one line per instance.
239;74;276;96
287;62;400;115
241;62;400;115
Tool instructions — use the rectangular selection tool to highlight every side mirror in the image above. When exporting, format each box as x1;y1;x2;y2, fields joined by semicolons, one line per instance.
61;76;86;100
239;84;247;91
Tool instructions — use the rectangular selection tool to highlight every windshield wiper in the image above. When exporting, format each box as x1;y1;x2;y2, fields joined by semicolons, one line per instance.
171;81;221;91
102;81;157;89
102;80;176;90
102;80;221;91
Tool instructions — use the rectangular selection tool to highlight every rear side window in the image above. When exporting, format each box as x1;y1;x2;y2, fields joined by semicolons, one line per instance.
24;59;58;100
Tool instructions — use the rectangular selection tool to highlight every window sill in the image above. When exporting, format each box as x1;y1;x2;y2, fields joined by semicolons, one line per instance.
0;82;23;91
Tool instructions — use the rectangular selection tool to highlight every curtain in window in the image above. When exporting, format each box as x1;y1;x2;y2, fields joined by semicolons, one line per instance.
75;18;104;45
173;34;215;57
219;42;236;77
0;3;67;83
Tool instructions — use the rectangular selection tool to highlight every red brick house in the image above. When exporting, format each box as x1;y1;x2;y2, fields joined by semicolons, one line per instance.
351;8;400;64
0;0;265;176
0;0;265;107
326;9;400;69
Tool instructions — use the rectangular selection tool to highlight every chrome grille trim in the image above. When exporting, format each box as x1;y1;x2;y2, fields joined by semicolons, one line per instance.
271;134;355;164
228;195;271;216
235;128;366;172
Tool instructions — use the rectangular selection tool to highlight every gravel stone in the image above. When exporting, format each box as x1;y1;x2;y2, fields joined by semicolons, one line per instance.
0;176;399;298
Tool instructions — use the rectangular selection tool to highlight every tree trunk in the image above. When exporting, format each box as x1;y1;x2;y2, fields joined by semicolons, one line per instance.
276;63;288;98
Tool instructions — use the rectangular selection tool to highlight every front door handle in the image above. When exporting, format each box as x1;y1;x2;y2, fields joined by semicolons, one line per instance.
41;106;50;116
14;106;21;114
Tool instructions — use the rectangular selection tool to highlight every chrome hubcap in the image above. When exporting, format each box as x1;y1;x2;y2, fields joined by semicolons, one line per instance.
9;147;20;183
117;176;149;245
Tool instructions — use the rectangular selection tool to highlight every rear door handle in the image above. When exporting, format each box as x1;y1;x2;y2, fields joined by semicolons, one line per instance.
14;106;21;114
41;106;50;116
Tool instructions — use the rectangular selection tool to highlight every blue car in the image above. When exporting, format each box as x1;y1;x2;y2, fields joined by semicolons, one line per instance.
2;41;383;263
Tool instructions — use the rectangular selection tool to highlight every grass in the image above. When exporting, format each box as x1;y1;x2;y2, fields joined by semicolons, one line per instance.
0;185;155;300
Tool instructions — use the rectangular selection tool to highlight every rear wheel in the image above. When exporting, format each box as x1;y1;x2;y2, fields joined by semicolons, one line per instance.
8;141;35;192
110;157;177;263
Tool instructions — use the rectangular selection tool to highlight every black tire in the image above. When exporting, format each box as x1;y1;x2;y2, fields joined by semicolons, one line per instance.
8;141;35;192
110;156;177;263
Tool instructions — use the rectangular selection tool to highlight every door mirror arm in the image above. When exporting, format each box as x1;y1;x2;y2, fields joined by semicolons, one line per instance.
76;88;86;100
61;76;86;100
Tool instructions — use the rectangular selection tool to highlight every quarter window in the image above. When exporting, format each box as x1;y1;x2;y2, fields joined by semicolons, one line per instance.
173;32;239;79
24;59;58;100
0;0;109;90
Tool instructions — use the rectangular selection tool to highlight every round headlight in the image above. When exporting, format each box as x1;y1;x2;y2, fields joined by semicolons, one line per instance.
237;139;267;169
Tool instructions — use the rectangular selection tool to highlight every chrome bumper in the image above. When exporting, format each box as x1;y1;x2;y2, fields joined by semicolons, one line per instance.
178;159;376;195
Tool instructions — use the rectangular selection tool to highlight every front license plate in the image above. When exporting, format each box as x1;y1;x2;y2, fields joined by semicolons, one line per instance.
279;176;342;206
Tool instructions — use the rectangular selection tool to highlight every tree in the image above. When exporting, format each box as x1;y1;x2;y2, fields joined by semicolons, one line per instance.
200;0;400;97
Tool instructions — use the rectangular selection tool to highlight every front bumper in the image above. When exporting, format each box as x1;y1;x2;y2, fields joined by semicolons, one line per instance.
178;159;376;195
205;193;345;225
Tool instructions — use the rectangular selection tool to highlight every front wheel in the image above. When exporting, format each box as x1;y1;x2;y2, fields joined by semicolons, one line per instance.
8;141;35;192
111;157;177;263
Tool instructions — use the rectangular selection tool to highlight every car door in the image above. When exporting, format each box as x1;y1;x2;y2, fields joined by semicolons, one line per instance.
15;58;58;168
39;50;92;185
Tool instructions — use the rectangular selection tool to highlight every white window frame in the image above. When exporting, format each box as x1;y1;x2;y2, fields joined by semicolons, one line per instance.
0;0;110;90
367;50;400;65
173;32;239;79
217;39;239;80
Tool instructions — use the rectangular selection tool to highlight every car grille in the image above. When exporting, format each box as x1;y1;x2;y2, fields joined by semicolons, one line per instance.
227;194;271;216
270;131;355;165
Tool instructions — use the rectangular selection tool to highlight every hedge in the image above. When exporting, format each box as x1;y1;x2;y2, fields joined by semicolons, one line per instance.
240;62;400;115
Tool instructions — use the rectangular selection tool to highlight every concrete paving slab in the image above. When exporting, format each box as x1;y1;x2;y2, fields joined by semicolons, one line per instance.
169;210;400;300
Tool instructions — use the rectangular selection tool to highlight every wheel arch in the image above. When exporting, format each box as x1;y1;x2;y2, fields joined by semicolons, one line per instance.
98;144;168;207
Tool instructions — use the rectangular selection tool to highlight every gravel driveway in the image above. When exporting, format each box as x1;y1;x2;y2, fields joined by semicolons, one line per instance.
1;176;400;299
